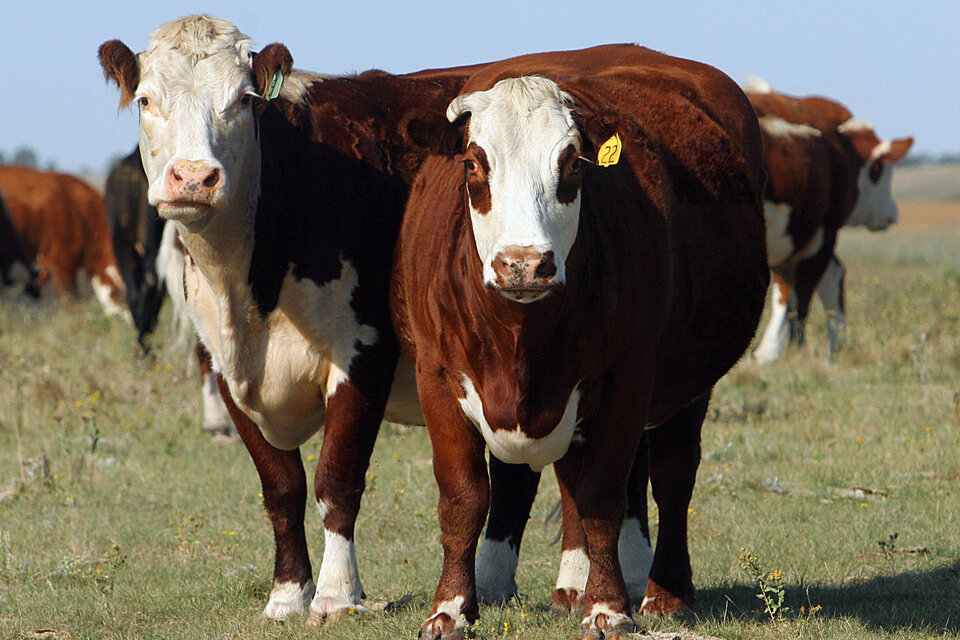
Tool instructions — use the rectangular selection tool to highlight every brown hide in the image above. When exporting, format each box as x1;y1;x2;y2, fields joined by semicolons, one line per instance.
0;166;122;301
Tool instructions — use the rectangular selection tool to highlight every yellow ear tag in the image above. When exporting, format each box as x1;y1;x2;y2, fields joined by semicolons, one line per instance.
264;70;283;101
597;133;622;167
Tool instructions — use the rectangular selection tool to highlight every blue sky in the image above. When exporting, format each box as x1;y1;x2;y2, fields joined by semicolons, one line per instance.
1;1;956;174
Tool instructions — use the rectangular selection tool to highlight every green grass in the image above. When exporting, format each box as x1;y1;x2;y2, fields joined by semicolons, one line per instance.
1;224;959;639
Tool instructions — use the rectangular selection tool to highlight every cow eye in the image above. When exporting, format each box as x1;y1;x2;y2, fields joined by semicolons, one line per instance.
240;94;252;107
464;159;480;176
569;158;583;174
138;96;150;109
869;159;883;183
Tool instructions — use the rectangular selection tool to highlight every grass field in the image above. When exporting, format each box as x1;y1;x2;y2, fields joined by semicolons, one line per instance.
1;201;959;640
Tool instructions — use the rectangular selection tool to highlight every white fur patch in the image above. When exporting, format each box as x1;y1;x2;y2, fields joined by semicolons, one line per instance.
91;267;125;317
308;530;364;617
555;547;589;592
753;280;791;365
581;602;635;633
742;75;772;94
458;374;579;472
847;145;898;230
263;579;316;619
7;261;31;285
476;538;518;603
763;201;795;267
760;116;821;139
618;517;653;601
425;595;467;627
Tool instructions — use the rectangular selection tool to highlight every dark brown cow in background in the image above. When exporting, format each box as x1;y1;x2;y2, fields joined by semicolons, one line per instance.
0;166;126;316
105;147;167;348
0;190;40;297
392;44;768;639
745;80;913;363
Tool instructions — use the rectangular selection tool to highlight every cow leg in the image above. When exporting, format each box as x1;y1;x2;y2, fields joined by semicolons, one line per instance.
753;274;792;364
551;445;588;617
621;434;653;606
476;455;540;604
197;344;234;440
215;376;314;619
307;343;398;624
420;391;489;640
817;255;847;355
793;232;838;349
639;393;708;618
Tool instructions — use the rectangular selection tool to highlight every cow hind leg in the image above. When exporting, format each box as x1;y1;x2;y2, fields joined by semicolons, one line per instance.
476;455;541;604
216;376;314;619
817;255;847;356
639;392;708;619
621;434;653;607
753;275;792;364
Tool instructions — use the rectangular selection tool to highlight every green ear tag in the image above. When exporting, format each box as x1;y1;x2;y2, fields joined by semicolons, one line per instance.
265;70;284;101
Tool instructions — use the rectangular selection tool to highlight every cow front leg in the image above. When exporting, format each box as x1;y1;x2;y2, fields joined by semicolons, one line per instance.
420;392;489;640
621;434;653;606
551;445;588;617
639;393;708;618
308;348;397;624
476;455;541;604
817;255;847;355
216;376;313;619
575;424;644;639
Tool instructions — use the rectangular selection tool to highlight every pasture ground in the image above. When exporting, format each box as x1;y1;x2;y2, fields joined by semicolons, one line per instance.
1;199;959;640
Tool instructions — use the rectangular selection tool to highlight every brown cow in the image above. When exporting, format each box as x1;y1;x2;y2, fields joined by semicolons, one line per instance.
745;80;913;363
392;45;768;639
0;166;126;315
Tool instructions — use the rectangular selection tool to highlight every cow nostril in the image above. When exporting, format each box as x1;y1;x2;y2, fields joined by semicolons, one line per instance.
203;169;220;189
534;254;557;280
171;169;183;183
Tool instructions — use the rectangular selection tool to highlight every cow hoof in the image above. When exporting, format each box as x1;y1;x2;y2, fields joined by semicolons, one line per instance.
262;579;315;620
638;593;694;620
579;609;637;640
306;597;369;626
551;587;583;617
418;613;465;640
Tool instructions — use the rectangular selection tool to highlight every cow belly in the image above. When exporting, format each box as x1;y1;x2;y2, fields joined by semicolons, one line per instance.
457;374;579;472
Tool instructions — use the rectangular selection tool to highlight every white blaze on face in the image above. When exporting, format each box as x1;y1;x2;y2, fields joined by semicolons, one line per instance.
134;17;261;225
447;76;581;294
838;119;899;231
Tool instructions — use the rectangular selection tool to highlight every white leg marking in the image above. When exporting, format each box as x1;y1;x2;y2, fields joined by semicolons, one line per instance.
555;547;589;593
754;280;790;364
763;201;795;267
476;538;518;604
817;258;847;353
618;517;653;602
262;579;316;619
581;602;636;633
426;595;468;627
201;371;233;434
308;530;365;618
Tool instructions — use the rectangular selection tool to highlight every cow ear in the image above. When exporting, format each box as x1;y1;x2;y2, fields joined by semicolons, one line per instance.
252;43;293;100
98;40;139;109
399;109;463;156
839;125;882;162
573;109;633;164
883;136;914;164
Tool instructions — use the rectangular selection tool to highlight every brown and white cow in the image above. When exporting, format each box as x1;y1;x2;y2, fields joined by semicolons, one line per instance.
745;80;913;363
392;45;769;639
0;166;126;315
99;14;473;622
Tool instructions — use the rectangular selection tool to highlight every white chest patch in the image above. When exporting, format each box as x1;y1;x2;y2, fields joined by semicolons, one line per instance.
185;257;378;450
457;374;579;472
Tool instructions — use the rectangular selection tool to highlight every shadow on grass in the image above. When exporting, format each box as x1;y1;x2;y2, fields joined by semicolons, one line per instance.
696;559;960;634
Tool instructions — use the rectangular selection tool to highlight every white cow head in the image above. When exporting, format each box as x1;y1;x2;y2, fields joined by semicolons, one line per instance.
445;77;587;303
99;15;292;233
838;119;913;231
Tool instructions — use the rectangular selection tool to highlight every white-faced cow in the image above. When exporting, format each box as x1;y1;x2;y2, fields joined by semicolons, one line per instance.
0;166;126;315
744;80;913;363
99;14;474;623
392;45;768;639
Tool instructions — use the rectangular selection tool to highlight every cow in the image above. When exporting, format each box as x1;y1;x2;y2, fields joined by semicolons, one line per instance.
105;147;167;349
744;80;913;363
98;14;475;623
0;166;126;315
0;190;41;297
391;44;769;639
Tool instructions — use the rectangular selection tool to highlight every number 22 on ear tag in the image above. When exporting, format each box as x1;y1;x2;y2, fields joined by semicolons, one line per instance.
597;133;622;167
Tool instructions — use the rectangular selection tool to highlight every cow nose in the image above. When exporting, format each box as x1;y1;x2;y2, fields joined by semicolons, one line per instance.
165;161;221;203
493;246;557;289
